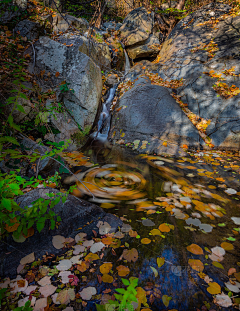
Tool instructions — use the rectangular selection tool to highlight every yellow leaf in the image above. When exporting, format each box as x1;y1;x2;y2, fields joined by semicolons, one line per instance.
100;263;112;274
186;244;204;255
102;274;113;283
157;257;165;268
150;229;161;236
162;141;168;147
85;253;99;262
207;282;221;295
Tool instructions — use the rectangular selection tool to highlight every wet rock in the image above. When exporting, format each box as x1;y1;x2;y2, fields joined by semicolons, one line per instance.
126;34;161;59
0;188;122;278
110;79;201;156
57;33;111;71
155;2;240;149
48;13;88;33
25;36;102;130
102;21;116;31
106;37;125;71
14;19;41;40
105;74;119;87
119;7;154;47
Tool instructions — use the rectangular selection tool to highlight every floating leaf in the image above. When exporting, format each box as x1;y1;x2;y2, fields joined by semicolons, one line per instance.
20;252;35;265
38;276;51;286
52;235;65;249
85;253;100;262
122;248;138;262
100;263;112;274
116;265;130;277
186;244;203;255
188;259;204;272
150;229;162;236
231;217;240;225
141;238;151;244
162;295;172;307
56;259;72;271
79;287;96;300
34;298;47;310
157;257;165;268
102;274;113;283
215;293;232;307
90;242;105;253
39;284;57;297
212;261;224;269
59;271;72;284
207;282;221;294
226;237;236;242
150;266;158;277
221;242;234;251
159;223;170;232
57;288;75;304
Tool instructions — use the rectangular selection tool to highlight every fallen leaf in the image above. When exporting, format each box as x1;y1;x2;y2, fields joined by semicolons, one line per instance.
90;242;105;253
56;259;72;271
102;274;114;283
207;282;221;294
215;292;232;307
159;223;170;232
141;238;151;244
20;252;35;265
34;298;47;311
56;288;75;304
188;259;204;272
59;271;72;284
221;242;234;251
100;263;112;274
150;266;158;277
157;257;165;268
186;244;204;255
52;235;65;249
38;276;51;286
79;287;96;300
122;248;138;262
162;295;172;307
39;284;57;297
116;265;130;276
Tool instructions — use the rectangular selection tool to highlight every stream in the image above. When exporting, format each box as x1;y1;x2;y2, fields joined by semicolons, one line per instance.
61;50;240;310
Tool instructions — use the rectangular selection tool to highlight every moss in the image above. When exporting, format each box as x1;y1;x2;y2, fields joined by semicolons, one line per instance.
71;125;91;147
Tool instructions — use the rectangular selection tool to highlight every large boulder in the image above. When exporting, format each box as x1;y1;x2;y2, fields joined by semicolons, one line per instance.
14;19;41;40
49;13;89;34
0;188;122;277
127;34;161;59
25;36;102;130
57;33;111;71
110;77;201;156
155;2;240;149
119;7;154;47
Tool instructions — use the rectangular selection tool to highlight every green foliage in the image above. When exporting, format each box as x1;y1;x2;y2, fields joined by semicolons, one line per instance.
59;82;75;94
71;125;91;147
96;278;139;311
0;288;33;311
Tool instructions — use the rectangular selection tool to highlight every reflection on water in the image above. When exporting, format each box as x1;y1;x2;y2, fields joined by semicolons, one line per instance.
63;146;240;310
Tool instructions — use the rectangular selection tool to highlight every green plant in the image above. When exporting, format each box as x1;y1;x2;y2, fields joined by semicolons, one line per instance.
0;288;33;311
59;82;75;94
94;33;104;43
96;278;139;311
71;125;91;146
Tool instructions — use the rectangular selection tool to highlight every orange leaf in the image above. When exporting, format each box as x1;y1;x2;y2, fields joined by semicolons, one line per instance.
141;238;151;245
159;223;170;232
55;72;60;77
116;265;130;276
188;259;204;272
221;242;234;251
162;141;168;147
122;248;138;262
5;217;20;232
186;244;204;255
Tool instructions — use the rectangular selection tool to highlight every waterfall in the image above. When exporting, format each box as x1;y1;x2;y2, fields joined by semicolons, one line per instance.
124;49;130;75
